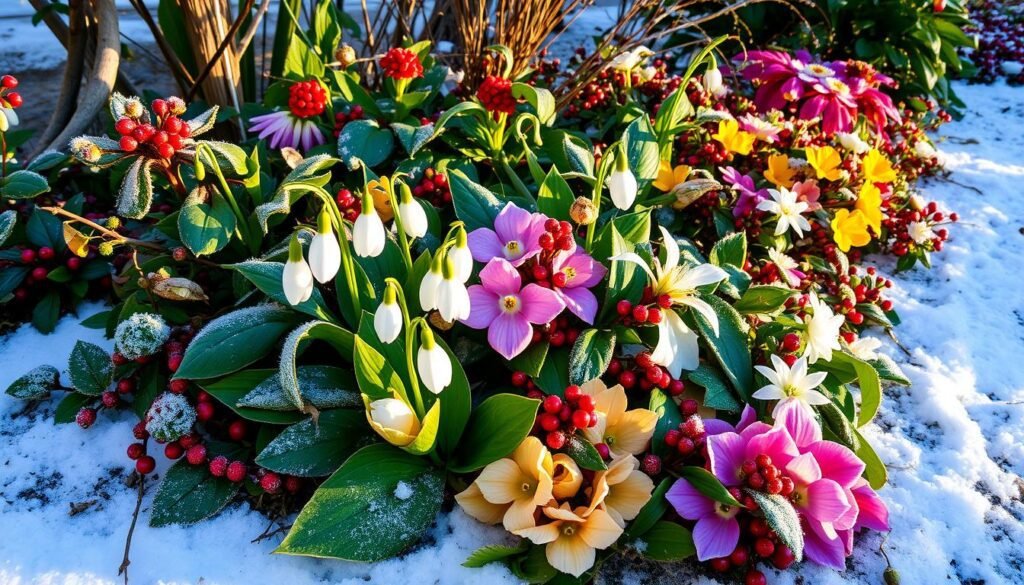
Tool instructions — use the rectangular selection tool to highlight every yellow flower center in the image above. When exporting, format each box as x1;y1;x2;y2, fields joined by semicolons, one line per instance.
521;481;533;493
807;64;833;77
827;78;850;95
562;267;576;283
500;295;520;315
504;240;521;259
715;502;739;519
562;524;577;537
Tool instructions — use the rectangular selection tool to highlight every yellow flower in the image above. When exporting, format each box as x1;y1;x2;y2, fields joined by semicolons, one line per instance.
861;148;897;184
831;208;871;252
764;154;796;188
455;436;554;532
653;160;691;192
551;453;583;500
712;119;756;156
591;455;654;527
366;176;395;221
579;379;658;457
805;146;842;181
513;502;623;578
855;182;883;233
363;394;421;447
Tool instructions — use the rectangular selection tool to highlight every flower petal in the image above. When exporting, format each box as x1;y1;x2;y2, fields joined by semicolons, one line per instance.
665;479;715;520
693;516;740;561
478;257;522;296
520;283;566;324
467;228;505;263
476;458;530;504
464;286;499;329
488;312;532;360
806;479;851;523
455;482;508;524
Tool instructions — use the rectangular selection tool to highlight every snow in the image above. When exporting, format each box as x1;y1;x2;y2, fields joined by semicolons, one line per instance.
394;481;414;501
4;81;1023;584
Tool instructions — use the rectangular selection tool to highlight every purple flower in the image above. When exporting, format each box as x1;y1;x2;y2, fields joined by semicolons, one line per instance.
462;258;565;360
249;110;326;152
721;167;769;218
549;249;607;324
467;203;547;267
666;479;742;561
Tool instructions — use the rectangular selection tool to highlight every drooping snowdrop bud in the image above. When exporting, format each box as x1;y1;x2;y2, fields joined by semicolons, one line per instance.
365;397;420;446
435;254;471;323
353;189;386;257
702;67;726;98
374;282;403;343
282;233;314;305
397;182;428;239
606;146;637;211
448;226;473;283
417;326;451;394
419;250;444;311
308;208;341;283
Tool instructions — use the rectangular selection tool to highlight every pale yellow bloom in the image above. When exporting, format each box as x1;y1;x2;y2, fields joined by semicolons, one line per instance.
579;379;658;457
453;482;507;524
366;176;395;221
551;453;583;500
712;119;756;156
455;436;554;532
805;146;842;181
363;394;420;447
591;455;654;527
514;502;623;578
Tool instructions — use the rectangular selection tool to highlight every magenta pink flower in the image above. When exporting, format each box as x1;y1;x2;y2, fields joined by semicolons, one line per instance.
548;249;607;324
467;203;547;267
462;258;565;360
791;179;822;212
665;479;742;561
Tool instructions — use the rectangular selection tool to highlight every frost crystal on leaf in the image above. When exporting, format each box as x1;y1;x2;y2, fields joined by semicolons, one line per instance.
114;312;171;360
394;481;413;500
145;392;197;442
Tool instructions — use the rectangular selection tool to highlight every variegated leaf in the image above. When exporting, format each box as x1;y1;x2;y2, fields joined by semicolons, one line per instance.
673;178;722;210
117;157;155;219
254;154;339;232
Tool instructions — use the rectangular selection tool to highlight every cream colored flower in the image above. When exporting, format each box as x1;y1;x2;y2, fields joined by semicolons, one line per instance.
591;455;654;527
552;453;583;500
458;436;554;532
514;502;623;578
579;379;658;457
363;395;421;447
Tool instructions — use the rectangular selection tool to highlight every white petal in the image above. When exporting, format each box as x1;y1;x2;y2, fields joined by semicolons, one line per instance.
608;252;657;283
353;212;386;257
450;246;474;283
418;345;452;394
754;364;782;388
752;386;785;401
650;310;699;378
374;302;403;343
399;201;428;238
308;233;341;283
282;259;314;306
657;225;680;272
679;263;728;289
607;169;637;210
419;271;442;311
679;296;719;336
802;388;832;405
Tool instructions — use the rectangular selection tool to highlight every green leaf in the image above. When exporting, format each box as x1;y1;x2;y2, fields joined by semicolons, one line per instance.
686;364;741;412
174;305;300;380
510;341;548;378
1;169;49;199
636;521;695;561
117;156;155;219
449;169;505;231
623;115;660;183
734;285;793;315
677;466;742;507
463;542;529;568
199;370;305;425
745;490;803;561
254;154;339;232
511;83;556;125
238;365;360;411
625;477;672;539
256;409;368;477
54;392;92;424
568;329;615;386
562;134;595;177
829;351;882;427
534;347;569;395
150;459;239;527
178;187;237;256
869;354;910;386
5;365;60;400
26;209;64;251
689;296;754;401
709;232;747;268
0;210;17;247
537;168;575;221
450;394;540;473
199;140;250;176
278;321;356;411
276;443;445;561
31;291;61;333
67;341;112;395
853;428;888;489
353;335;408;402
337;120;394;169
433;336;472;459
649;389;684;457
230;259;334;321
391;122;435;157
0;266;28;299
565;434;607;471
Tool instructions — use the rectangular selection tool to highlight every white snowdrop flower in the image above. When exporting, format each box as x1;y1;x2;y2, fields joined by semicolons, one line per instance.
374;283;403;344
353;190;386;257
367;397;419;445
114;312;170;360
837;132;870;154
909;221;936;245
702;67;727;98
419;251;444;312
0;106;17;132
308;209;341;283
397;183;428;239
848;336;883;360
803;294;844;364
435;255;470;322
283;234;314;306
752;355;830;417
606;149;637;211
145;392;197;442
448;227;474;283
914;140;937;160
417;326;451;394
758;188;811;238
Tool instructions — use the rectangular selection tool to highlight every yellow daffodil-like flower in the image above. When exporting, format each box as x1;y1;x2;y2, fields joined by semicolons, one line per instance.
552;453;583;500
764;154;797;188
831;208;871;252
513;502;623;578
455;436;554;532
805;146;842;181
855;182;883;233
366;176;395;221
861;148;897;184
363;394;421;447
579;379;658;457
712;119;756;156
591;455;654;527
653;160;692;192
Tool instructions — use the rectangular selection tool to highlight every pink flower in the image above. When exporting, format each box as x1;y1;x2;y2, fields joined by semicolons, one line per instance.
467;203;547;266
721;167;768;218
791;179;822;212
462;258;565;360
248;110;326;152
549;249;607;324
665;479;742;561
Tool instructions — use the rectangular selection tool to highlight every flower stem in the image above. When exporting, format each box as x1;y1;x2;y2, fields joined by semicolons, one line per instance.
404;317;427;419
387;180;415;272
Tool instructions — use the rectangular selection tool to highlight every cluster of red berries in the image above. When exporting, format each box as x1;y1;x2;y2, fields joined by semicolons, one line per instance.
740;454;795;499
114;98;190;159
332;104;364;138
335;187;361;222
9;245;83;302
964;0;1024;85
411;168;451;207
0;74;22;116
883;200;953;256
476;75;517;116
663;402;707;457
606;351;685;395
379;47;424;80
527;385;598;452
614;293;667;328
287;80;328;119
531;314;581;349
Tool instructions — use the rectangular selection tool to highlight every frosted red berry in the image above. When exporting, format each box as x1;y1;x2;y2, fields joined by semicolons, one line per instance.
209;455;228;477
164;442;184;459
126;443;145;460
380;47;424;80
226;460;247;483
260;471;282;493
228;420;247;442
76;408;97;429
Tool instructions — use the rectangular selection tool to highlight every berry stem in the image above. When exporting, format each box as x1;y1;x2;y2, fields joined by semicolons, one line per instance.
118;462;147;584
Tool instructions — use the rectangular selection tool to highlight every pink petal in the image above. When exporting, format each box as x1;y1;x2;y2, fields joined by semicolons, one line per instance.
494;203;535;241
704;419;736;436
488;312;532;360
467;229;504;263
558;287;598;324
745;427;799;470
665;479;715;520
519;284;565;324
693;516;740;562
785;452;822;485
806;479;850;523
806;441;865;488
735;405;757;432
478;258;521;296
802;518;848;570
707;432;747;486
773;400;821;448
464;286;499;329
739;421;773;439
851;480;889;531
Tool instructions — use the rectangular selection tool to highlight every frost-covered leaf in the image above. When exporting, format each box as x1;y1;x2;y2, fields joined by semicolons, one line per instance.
337;120;394;169
391;122;435;157
174;304;300;380
69;136;128;169
278;322;355;412
0;210;15;247
238;365;359;411
109;92;148;123
178;185;236;256
150;459;238;527
565;434;607;471
255;409;367;477
568;329;615;386
745;490;803;561
67;341;112;395
151;276;209;302
870;354;910;386
1;170;49;199
117;156;155;219
54;392;92;424
254;154;338;232
694;106;733;124
199;140;250;176
186;105;219;137
27;150;68;173
5;365;60;400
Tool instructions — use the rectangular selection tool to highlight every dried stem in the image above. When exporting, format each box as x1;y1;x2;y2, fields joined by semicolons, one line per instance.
117;469;146;585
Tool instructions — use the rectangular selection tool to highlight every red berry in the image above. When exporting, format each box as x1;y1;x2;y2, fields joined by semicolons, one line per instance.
544;218;560;233
564;385;582;402
511;371;528;387
745;569;767;585
209;455;228;477
164;442;184;459
178;433;199;448
226;460;247;483
779;477;795;496
664;429;681;447
136;456;156;475
166;353;183;373
169;379;189;394
5;92;22;107
117;378;135;394
379;48;424;80
771;544;796;569
616;299;633;316
729;545;749;567
228;420;247;442
632;305;649;323
657;294;672;309
163;116;183;134
709;557;731;573
755;454;772;468
754;537;775;558
118;135;138;153
542;395;562;414
31;267;48;281
647;307;662;324
101;392;118;409
1;75;17;88
113;352;129;366
545;430;567;450
576;394;595;412
551;272;568;287
196;401;215;422
152;99;169;117
284;476;302;493
676;437;695;455
618;370;636;388
571;409;591;428
782;333;801;352
133;421;149;440
76;408;97;429
66;257;81;271
641;453;662;475
126;443;145;460
260;471;282;493
539;232;555;250
186;444;207;465
157;143;175;159
19;248;36;264
538;413;561;432
749;518;769;537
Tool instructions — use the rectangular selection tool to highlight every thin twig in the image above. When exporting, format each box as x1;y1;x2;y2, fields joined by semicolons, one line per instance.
118;470;146;584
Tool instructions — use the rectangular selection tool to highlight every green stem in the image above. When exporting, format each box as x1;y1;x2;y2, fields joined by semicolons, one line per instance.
404;317;426;419
500;157;531;200
586;147;615;251
313;187;361;322
388;182;415;271
201;145;255;254
490;112;508;159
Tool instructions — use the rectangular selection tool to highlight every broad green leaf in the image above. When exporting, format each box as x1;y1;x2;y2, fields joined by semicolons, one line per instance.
174;305;300;380
649;388;684;457
686;364;741;412
733;285;793;315
1;169;48;199
449;394;540;473
278;321;355;411
0;210;15;247
566;434;607;471
568;329;615;386
150;459;239;527
256;409;368;477
117;156;155;219
636;521;695;561
511;83;556;125
5;365;60;400
853;428;888;489
238;365;359;411
623;115;660;183
689;296;754;401
337;120;394;169
624;477;673;539
178;187;236;256
449;169;505;231
231;259;335;321
67;341;112;395
200;370;304;425
677;466;742;507
537;168;575;221
709;232;747;268
54;392;92;424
